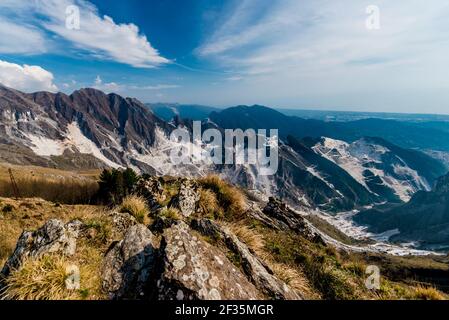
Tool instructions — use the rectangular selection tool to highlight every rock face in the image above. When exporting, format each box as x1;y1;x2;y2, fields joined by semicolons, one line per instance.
192;219;302;300
1;219;82;277
0;85;172;170
102;224;158;299
158;222;260;300
262;197;325;245
169;179;199;217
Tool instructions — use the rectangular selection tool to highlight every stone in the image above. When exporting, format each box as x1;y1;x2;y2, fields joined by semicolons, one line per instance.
192;219;302;300
1;219;82;278
108;210;137;234
169;179;200;217
102;224;158;299
263;197;326;245
158;222;260;300
135;176;166;210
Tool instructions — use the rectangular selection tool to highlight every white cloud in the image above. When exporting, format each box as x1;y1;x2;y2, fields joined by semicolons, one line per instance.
0;0;169;68
0;19;47;54
226;76;243;81
0;60;58;92
92;76;180;94
194;0;449;113
198;0;449;76
92;75;121;93
129;84;180;90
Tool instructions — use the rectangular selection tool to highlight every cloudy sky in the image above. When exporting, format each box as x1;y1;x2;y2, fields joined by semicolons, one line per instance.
1;0;449;114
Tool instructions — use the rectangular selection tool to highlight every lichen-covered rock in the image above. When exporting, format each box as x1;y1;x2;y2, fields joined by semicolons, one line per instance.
102;224;158;299
263;197;325;245
169;179;199;217
192;219;302;300
1;219;82;277
108;211;137;234
135;176;165;209
158;222;260;300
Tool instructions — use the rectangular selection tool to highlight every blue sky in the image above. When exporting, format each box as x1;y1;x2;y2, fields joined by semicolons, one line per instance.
1;0;449;114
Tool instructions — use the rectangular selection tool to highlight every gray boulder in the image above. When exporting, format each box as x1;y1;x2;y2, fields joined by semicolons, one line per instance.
192;219;302;300
136;176;166;209
1;219;82;277
101;224;158;299
158;222;260;300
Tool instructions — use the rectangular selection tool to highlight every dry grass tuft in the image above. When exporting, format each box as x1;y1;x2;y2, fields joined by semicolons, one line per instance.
83;216;113;246
224;221;318;299
159;207;181;220
198;188;223;219
1;255;78;300
269;262;319;299
0;223;18;268
0;196;108;300
119;195;150;225
198;175;246;220
0;198;106;274
226;222;265;254
410;285;445;300
1;243;105;300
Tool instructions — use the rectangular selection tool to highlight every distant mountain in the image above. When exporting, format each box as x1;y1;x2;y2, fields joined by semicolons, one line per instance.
146;103;220;121
311;136;446;202
0;85;171;170
1;85;445;213
355;173;449;250
210;105;449;153
209;105;354;141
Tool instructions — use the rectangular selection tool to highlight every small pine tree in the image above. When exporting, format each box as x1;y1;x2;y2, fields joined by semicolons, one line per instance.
97;168;140;205
122;168;139;196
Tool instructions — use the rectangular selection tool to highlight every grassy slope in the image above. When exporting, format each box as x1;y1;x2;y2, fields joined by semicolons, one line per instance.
0;163;100;204
0;165;448;300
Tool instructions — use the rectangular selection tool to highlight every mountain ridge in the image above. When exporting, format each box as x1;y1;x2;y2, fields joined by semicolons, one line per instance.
0;85;445;213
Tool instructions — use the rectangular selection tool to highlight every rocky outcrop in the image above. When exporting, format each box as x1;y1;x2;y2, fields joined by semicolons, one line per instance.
192;219;302;300
262;198;325;245
107;211;137;235
102;224;158;299
135;176;166;210
157;222;260;300
1;219;82;278
169;179;200;217
1;195;313;300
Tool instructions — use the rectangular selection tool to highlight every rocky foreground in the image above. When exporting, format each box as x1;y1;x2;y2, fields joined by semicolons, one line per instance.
0;176;447;300
0;177;318;300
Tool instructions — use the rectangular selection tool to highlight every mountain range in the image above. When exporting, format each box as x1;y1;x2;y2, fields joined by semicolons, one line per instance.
1;84;449;247
209;105;449;154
